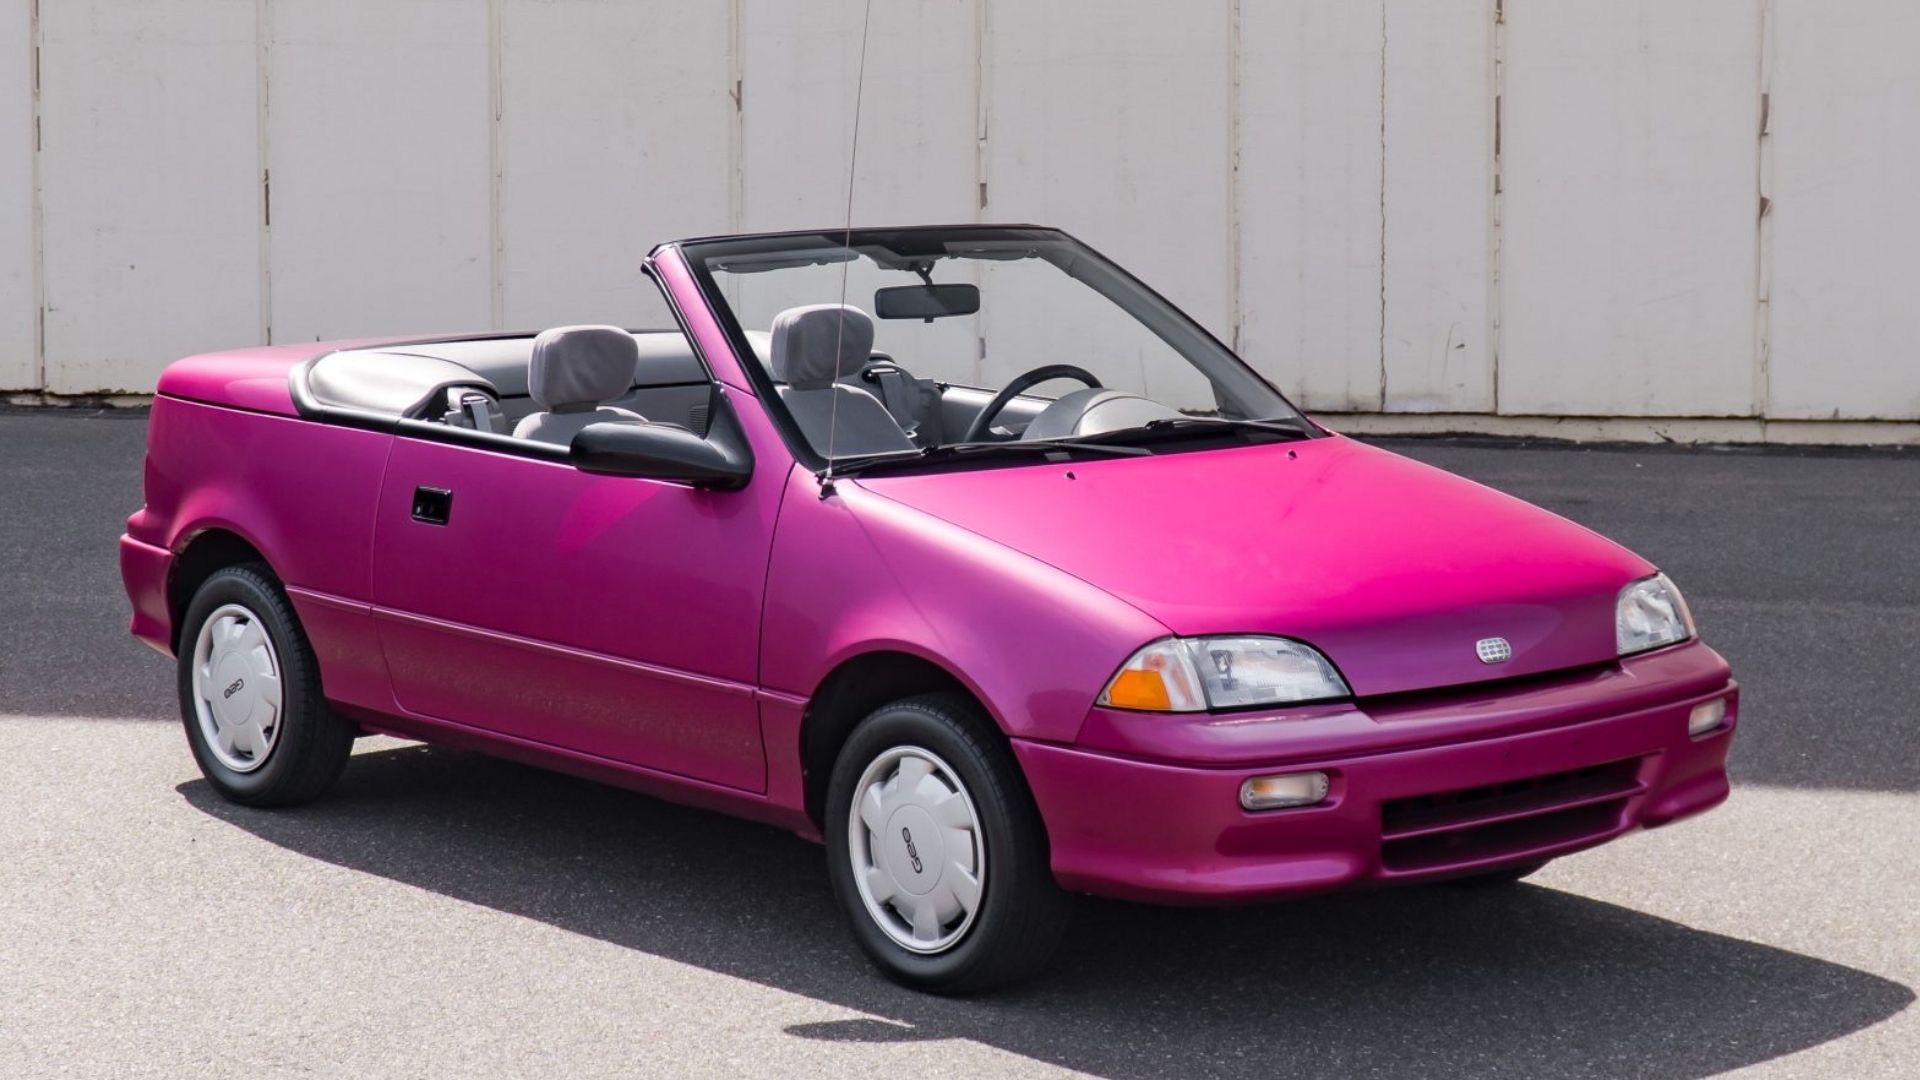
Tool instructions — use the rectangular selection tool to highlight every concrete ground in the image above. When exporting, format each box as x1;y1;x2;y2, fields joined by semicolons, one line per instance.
0;408;1913;1079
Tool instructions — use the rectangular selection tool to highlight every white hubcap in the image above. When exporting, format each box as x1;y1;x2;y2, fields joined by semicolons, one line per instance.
191;603;284;773
847;746;985;954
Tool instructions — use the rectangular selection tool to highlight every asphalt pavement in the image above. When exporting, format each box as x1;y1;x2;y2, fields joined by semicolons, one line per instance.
0;407;1914;1078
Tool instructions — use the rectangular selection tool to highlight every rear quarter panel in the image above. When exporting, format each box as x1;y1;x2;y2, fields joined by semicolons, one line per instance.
139;393;394;712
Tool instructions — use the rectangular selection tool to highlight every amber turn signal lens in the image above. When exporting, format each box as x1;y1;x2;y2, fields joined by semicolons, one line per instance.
1096;639;1207;712
1103;668;1174;711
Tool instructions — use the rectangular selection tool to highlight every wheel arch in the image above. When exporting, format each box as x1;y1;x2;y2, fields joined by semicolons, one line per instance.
798;648;996;831
168;527;274;651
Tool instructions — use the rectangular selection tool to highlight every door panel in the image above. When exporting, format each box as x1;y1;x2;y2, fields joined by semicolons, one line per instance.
371;437;775;791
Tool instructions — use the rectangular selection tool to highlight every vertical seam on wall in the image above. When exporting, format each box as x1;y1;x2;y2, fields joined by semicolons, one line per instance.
725;0;743;313
1489;0;1505;415
1376;0;1388;410
728;0;743;234
487;0;504;330
1227;0;1241;354
973;0;990;385
28;0;43;388
255;0;271;344
1754;0;1774;421
974;0;989;220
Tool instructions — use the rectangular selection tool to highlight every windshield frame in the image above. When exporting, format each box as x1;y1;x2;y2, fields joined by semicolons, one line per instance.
671;224;1316;475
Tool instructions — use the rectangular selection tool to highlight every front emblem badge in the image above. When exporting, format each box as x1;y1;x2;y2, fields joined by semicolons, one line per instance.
1476;637;1513;664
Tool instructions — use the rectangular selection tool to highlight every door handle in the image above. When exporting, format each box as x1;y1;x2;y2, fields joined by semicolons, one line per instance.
411;486;453;525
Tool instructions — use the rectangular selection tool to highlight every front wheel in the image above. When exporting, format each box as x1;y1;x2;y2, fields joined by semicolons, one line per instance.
176;564;354;807
825;693;1072;993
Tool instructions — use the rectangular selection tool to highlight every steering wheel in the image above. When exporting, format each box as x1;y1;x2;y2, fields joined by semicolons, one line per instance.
961;364;1103;443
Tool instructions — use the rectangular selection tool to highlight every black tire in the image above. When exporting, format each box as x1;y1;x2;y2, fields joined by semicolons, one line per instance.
1447;859;1549;887
825;692;1073;994
175;563;353;807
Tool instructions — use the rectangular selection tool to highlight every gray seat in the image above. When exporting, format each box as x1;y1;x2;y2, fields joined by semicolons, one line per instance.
770;304;913;458
512;325;647;445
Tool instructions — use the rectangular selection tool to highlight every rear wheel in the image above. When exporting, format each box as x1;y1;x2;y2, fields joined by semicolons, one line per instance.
176;564;353;807
825;693;1072;993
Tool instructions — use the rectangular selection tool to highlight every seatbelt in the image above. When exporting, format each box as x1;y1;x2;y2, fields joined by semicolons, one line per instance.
458;391;501;434
869;368;921;438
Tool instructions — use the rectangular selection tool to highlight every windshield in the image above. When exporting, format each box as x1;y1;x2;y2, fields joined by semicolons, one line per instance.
682;227;1309;468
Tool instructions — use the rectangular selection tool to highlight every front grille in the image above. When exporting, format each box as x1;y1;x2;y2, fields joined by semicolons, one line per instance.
1380;758;1646;873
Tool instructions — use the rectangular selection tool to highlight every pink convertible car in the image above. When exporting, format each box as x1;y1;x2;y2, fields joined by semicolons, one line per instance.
121;226;1736;991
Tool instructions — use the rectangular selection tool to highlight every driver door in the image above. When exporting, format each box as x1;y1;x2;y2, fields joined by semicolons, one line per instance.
369;429;778;792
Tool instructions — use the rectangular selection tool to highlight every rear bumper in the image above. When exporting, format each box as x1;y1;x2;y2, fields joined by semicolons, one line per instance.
120;534;174;655
1015;643;1736;903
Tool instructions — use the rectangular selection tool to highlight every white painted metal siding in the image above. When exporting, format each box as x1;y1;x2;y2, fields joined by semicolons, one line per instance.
496;0;731;329
1382;0;1493;415
1;0;1916;428
264;0;492;343
1237;0;1382;413
1768;0;1920;420
742;0;977;230
38;0;261;394
1499;0;1759;418
0;0;35;391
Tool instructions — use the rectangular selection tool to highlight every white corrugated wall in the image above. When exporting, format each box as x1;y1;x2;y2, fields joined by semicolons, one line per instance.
1;0;1914;435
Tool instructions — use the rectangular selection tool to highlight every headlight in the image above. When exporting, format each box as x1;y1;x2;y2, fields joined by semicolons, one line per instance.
1098;636;1350;712
1616;572;1695;656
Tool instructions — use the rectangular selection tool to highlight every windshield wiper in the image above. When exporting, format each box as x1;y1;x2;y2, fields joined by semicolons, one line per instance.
1150;416;1317;436
1075;415;1318;446
834;437;1150;477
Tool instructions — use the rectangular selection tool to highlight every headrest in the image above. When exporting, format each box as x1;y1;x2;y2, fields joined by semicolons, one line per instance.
769;304;872;389
528;325;639;411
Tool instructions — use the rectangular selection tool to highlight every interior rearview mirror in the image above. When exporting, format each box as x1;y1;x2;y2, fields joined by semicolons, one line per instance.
874;283;980;321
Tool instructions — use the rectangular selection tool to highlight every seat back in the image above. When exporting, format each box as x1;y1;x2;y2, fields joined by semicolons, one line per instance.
769;304;913;457
512;325;647;445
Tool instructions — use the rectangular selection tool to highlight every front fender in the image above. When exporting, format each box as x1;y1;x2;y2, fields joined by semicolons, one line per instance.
759;468;1170;744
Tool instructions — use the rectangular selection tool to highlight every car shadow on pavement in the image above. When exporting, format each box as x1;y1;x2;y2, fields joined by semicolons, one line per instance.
179;744;1913;1080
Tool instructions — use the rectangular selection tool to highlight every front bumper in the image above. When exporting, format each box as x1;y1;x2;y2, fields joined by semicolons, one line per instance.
1014;641;1736;903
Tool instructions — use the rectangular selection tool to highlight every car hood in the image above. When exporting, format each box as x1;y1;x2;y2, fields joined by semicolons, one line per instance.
854;436;1652;697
